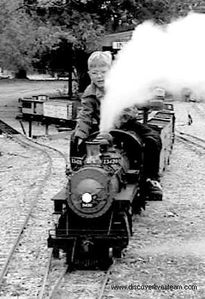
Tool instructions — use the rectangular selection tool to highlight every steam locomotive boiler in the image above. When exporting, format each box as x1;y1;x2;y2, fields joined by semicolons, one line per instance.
48;129;145;268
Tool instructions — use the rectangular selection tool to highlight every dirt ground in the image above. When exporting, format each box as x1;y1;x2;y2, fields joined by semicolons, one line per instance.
0;81;205;299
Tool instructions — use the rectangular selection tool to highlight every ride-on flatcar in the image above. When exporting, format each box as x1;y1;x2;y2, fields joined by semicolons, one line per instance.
47;100;175;269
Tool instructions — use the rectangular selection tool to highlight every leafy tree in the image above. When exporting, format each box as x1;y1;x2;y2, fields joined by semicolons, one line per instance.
0;0;75;77
33;0;106;89
36;0;204;90
0;0;203;81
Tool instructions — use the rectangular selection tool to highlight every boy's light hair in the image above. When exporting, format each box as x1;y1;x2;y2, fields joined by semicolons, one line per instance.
88;51;112;70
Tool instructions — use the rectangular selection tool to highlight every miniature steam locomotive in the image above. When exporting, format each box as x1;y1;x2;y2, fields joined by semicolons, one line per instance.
47;103;175;269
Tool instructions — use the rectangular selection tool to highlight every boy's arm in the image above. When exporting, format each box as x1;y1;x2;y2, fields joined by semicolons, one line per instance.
75;96;95;140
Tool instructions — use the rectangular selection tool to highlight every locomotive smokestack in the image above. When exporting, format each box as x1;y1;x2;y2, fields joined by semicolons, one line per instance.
95;132;113;152
95;132;113;145
85;133;113;161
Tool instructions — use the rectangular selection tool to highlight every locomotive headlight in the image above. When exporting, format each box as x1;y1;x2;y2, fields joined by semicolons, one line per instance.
82;192;92;203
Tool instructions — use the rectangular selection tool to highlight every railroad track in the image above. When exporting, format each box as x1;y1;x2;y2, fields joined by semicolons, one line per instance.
176;130;205;152
40;262;114;299
0;119;68;292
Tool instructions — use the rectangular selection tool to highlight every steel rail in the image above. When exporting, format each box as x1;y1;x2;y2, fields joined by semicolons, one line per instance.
48;267;68;299
0;139;53;285
176;130;205;145
97;263;115;299
176;131;205;151
38;249;53;299
0;120;67;286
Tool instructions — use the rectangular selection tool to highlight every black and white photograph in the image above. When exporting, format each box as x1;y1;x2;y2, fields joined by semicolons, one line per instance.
0;0;205;298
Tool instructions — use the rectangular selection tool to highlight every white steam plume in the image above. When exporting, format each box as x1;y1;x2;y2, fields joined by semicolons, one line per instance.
100;13;205;132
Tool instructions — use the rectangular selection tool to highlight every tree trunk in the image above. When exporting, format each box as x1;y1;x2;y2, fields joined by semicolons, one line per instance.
74;50;90;92
15;69;28;79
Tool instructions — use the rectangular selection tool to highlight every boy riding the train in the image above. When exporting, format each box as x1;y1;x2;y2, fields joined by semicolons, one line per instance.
70;51;163;200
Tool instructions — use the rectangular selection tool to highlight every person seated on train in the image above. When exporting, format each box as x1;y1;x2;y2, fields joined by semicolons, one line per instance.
115;107;163;199
70;50;162;199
